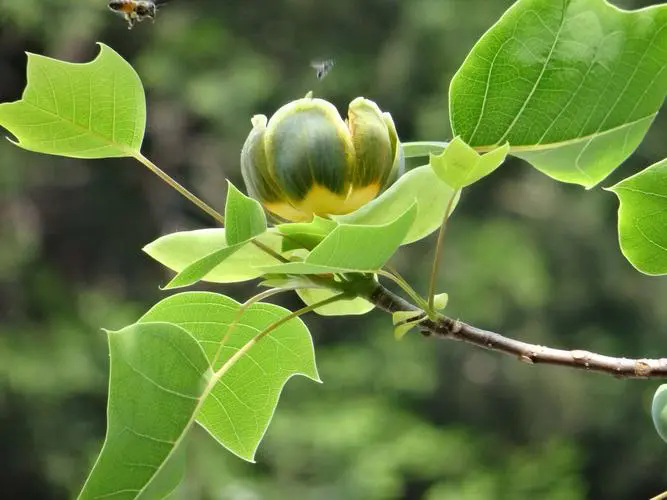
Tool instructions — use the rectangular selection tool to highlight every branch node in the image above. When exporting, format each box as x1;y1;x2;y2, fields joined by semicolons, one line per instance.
520;354;534;364
635;360;653;377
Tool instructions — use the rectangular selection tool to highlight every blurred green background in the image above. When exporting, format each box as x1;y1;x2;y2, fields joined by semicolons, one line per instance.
1;0;666;498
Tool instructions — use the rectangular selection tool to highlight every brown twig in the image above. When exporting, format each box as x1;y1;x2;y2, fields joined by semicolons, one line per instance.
366;282;667;379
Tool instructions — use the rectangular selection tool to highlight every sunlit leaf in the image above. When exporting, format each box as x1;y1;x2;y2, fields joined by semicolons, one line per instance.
224;181;266;246
0;43;145;158
652;384;667;443
162;244;245;290
335;166;458;244
297;287;374;316
144;229;286;283
608;158;667;275
138;292;320;462
277;216;338;252
262;203;417;275
450;0;667;187
78;322;211;499
429;137;509;188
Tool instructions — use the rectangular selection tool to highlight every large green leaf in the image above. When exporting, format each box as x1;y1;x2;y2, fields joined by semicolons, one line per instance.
609;158;667;275
277;216;338;252
653;384;667;443
296;287;375;316
262;203;417;275
138;292;320;461
450;0;667;188
224;181;267;246
0;43;145;158
78;322;212;499
144;229;286;283
162;244;246;290
335;166;457;244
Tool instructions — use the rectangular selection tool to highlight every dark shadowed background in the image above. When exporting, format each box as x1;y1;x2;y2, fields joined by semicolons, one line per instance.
1;0;666;498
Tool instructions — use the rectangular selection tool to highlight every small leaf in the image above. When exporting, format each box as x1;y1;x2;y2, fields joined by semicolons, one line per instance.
335;167;457;245
432;293;449;311
277;216;338;252
450;0;667;187
401;141;449;158
224;181;267;246
144;229;286;283
162;244;245;289
78;322;211;499
297;287;374;316
0;43;145;158
262;203;418;275
608;158;667;275
652;384;667;443
392;311;426;340
429;137;509;188
138;292;320;462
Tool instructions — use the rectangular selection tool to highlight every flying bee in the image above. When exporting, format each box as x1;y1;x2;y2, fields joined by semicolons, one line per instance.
310;59;334;80
108;0;169;30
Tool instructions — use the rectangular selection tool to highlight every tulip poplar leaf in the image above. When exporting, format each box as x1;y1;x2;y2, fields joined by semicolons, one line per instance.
609;158;667;275
137;292;320;462
297;288;374;316
78;322;211;500
335;166;458;244
162;244;246;289
224;181;267;246
0;43;145;158
144;229;286;283
450;0;667;187
429;138;509;188
262;203;418;274
433;293;449;311
277;216;338;252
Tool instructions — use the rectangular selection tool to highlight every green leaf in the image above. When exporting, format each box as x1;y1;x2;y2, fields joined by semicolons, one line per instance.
335;166;459;244
608;158;667;275
450;0;667;188
392;311;426;340
138;292;320;462
224;181;267;246
652;384;667;444
432;293;449;311
78;322;212;500
262;203;418;275
429;137;509;188
162;244;245;290
401;141;449;158
0;43;145;158
277;216;338;252
296;287;374;316
143;229;285;284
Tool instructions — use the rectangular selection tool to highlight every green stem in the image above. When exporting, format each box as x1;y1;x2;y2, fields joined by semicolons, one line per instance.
377;269;429;312
134;152;288;263
427;189;458;311
134;152;226;225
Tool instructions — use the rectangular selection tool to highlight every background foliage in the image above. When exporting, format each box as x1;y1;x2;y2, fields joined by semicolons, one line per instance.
1;0;666;498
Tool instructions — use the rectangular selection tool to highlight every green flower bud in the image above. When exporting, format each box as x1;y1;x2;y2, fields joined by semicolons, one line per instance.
241;94;404;222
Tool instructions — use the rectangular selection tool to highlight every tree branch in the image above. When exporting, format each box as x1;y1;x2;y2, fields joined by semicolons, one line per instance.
366;282;667;379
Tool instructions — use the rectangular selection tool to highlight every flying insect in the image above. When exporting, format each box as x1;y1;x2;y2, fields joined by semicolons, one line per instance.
310;59;335;80
108;0;169;29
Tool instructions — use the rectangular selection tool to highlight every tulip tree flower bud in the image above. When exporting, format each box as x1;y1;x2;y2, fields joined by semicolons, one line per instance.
241;94;404;222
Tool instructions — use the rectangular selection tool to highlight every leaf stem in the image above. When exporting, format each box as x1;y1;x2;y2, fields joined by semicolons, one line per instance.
133;152;288;263
134;152;226;225
377;269;429;312
427;189;458;312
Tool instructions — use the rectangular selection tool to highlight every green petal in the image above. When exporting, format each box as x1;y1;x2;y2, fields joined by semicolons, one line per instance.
265;97;354;202
381;111;404;189
240;114;283;203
